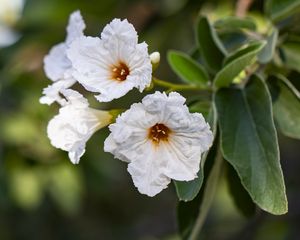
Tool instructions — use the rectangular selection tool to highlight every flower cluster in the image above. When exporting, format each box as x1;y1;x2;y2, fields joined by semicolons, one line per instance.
41;11;213;196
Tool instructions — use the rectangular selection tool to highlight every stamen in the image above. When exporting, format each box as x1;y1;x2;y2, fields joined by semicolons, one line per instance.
148;123;171;144
110;61;130;81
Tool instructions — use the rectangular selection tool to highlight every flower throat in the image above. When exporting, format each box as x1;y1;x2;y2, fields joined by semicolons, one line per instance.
111;61;130;81
148;123;170;143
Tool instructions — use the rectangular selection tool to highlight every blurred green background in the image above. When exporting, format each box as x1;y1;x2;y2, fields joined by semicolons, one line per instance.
0;0;300;239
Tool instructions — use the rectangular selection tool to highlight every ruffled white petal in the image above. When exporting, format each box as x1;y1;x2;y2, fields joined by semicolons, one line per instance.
47;89;112;164
42;10;86;104
104;91;214;196
67;34;152;102
127;141;171;197
101;18;138;45
66;10;86;45
39;77;76;105
44;43;70;82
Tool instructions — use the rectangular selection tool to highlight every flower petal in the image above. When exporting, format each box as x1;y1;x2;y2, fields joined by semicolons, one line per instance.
66;10;86;45
101;18;138;45
44;43;70;82
68;35;152;102
127;141;171;197
39;77;76;105
104;91;214;196
47;89;111;163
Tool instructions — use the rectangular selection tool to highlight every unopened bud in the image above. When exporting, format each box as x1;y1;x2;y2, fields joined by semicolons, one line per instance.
150;52;160;71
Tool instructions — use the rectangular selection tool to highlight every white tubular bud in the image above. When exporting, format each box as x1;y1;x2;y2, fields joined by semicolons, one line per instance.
150;52;160;71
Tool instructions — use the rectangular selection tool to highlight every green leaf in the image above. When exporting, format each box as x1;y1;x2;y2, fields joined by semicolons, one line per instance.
177;138;220;239
258;28;278;64
214;41;265;89
226;162;256;218
175;104;217;201
265;0;300;22
168;50;209;88
215;75;287;215
268;75;300;139
196;16;227;74
281;42;300;73
214;16;256;32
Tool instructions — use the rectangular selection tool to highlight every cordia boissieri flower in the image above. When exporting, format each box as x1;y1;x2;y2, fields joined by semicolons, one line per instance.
104;91;213;196
67;18;152;102
40;10;86;105
47;89;112;164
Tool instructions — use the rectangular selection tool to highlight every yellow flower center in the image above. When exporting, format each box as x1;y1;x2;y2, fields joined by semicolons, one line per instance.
111;61;130;81
148;123;171;144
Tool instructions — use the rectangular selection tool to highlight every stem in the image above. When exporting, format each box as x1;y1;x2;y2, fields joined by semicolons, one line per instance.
152;77;211;92
235;0;254;17
189;148;223;240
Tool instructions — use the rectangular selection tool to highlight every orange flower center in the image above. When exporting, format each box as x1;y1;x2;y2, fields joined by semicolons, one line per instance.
148;123;171;144
111;61;130;81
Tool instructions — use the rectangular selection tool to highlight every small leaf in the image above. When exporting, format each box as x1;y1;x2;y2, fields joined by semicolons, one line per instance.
214;16;256;32
268;75;300;139
226;162;256;218
175;104;217;201
168;50;209;88
215;75;288;215
214;41;265;89
281;42;300;73
258;28;278;64
196;16;227;74
265;0;300;22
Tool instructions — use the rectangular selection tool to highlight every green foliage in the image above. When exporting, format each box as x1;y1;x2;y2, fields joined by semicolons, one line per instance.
215;75;287;215
214;41;265;89
166;2;300;238
226;162;256;218
214;16;257;32
281;42;300;73
265;0;300;21
258;28;278;64
168;50;209;88
268;75;300;139
196;16;227;74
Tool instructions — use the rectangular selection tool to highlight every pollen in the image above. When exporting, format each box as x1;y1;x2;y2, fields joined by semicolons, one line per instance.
110;61;130;81
148;123;171;144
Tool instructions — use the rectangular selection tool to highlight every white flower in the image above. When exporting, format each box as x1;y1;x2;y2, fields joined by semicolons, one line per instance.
67;18;152;102
40;10;86;105
104;91;213;196
47;89;112;164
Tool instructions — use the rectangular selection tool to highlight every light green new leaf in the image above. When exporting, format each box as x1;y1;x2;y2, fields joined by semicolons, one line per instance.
265;0;300;22
168;50;209;88
175;103;217;201
281;42;300;73
268;75;300;139
214;16;256;32
214;41;265;89
258;28;278;64
196;16;227;74
215;75;287;215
